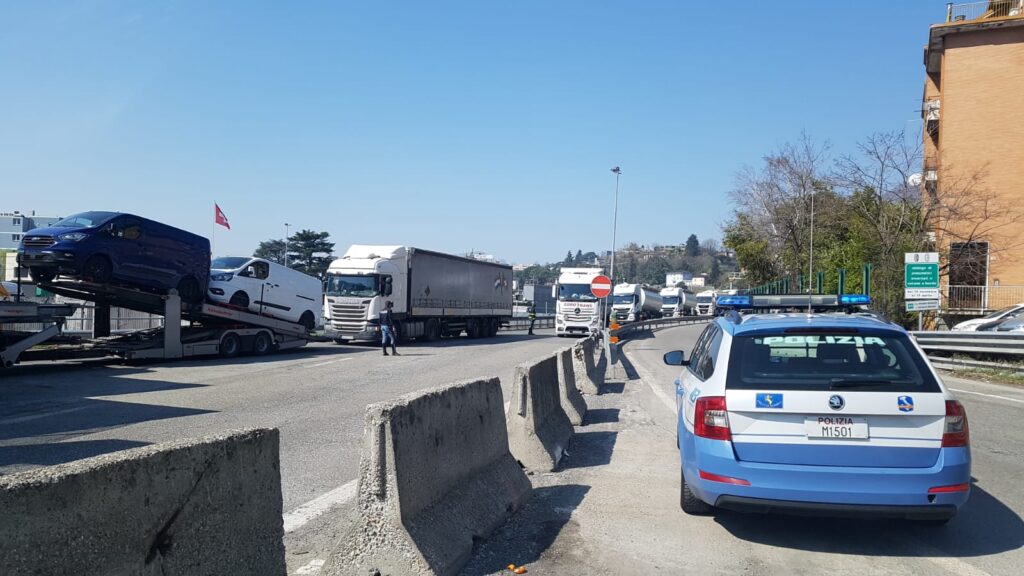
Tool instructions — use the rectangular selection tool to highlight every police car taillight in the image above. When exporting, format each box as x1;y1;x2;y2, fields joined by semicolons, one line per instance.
941;400;969;447
694;396;731;441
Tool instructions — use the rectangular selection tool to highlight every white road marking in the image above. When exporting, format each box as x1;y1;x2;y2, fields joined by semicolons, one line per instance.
307;358;353;369
0;404;92;425
283;479;358;533
294;558;325;574
949;388;1024;405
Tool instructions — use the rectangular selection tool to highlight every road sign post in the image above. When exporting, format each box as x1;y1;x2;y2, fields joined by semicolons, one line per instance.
905;252;940;330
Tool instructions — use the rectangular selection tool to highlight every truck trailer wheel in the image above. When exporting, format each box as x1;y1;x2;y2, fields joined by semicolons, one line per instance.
253;331;273;355
466;319;482;339
486;318;499;338
424;319;440;342
220;333;241;358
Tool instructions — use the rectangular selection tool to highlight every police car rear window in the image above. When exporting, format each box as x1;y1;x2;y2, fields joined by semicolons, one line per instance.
725;332;941;392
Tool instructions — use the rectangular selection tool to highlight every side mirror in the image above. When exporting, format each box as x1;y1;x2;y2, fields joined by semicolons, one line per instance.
384;276;393;296
551;285;557;298
663;350;688;366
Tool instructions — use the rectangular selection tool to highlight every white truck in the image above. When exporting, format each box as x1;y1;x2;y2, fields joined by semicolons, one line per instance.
612;283;663;323
553;268;604;337
323;245;512;343
695;289;717;315
659;286;697;317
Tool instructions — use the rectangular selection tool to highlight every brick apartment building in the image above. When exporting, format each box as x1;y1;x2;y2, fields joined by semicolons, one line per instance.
923;0;1024;311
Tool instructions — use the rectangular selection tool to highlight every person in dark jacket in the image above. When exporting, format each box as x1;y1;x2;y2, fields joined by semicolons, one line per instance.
528;304;536;335
380;301;399;356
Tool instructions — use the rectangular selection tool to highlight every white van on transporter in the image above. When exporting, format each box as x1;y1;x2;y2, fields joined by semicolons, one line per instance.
208;257;323;330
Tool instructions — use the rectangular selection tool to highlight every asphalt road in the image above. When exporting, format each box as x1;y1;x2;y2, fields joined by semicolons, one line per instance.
0;330;569;513
464;324;1024;576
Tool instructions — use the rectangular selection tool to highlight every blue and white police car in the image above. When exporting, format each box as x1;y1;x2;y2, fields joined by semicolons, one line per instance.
663;294;970;523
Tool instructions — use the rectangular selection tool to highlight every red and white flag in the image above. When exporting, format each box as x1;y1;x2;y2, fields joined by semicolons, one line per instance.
214;203;231;230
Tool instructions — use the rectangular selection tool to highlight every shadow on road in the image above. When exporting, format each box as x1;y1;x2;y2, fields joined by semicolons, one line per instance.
583;408;620;425
0;439;151;472
459;484;591;576
714;481;1023;557
560;431;617;470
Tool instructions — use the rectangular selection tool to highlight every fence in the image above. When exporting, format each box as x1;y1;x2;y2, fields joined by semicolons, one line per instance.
946;0;1024;22
502;314;555;331
610;315;712;338
945;285;1024;312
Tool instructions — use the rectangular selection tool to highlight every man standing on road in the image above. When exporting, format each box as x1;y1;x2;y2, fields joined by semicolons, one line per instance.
380;301;399;356
528;304;536;336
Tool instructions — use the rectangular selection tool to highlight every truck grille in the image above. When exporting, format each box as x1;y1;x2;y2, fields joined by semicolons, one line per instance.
565;314;593;322
330;300;370;333
22;235;55;249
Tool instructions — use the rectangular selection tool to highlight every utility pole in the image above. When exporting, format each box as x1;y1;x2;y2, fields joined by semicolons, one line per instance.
284;223;291;268
609;166;622;327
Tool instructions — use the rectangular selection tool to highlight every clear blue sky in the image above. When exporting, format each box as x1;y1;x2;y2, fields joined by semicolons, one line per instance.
1;1;941;264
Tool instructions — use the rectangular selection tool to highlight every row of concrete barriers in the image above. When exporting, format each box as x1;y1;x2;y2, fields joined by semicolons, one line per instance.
325;335;606;575
0;336;604;576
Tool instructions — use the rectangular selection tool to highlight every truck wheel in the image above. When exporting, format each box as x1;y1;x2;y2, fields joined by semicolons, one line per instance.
83;255;112;284
467;319;481;339
220;333;241;358
424;319;440;342
253;331;273;355
487;318;499;337
29;268;56;284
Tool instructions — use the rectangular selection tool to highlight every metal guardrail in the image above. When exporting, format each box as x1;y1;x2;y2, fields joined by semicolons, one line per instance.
501;315;555;331
946;0;1024;22
610;315;713;338
913;331;1024;356
928;354;1024;375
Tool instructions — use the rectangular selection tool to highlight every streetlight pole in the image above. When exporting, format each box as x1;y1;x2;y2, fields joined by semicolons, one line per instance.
609;166;621;327
284;223;291;268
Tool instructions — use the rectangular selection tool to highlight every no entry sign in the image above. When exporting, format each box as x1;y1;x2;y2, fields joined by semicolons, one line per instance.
591;275;612;298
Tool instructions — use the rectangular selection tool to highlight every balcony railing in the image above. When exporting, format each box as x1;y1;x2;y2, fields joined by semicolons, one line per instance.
946;0;1024;22
944;285;1024;311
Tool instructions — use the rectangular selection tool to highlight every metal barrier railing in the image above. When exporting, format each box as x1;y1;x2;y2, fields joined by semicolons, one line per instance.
913;331;1024;356
947;0;1024;22
610;315;713;338
501;315;555;331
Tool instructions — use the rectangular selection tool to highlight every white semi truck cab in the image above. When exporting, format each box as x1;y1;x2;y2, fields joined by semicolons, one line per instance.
553;268;604;337
696;289;717;315
612;283;663;323
324;245;512;343
659;287;697;317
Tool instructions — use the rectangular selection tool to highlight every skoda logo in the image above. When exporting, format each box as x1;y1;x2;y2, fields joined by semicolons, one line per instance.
574;308;581;315
828;395;845;411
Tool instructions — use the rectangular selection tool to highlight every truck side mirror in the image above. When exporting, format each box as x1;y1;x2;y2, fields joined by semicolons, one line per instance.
384;276;393;296
551;285;557;298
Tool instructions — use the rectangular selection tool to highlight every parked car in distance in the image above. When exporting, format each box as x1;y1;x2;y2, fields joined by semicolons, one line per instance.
982;310;1024;332
951;303;1024;331
208;257;323;330
17;211;210;303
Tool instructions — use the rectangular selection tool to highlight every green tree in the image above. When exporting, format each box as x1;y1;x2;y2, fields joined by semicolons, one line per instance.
574;249;583;265
685;234;700;258
285;230;335;278
563;250;574;266
253;239;286;265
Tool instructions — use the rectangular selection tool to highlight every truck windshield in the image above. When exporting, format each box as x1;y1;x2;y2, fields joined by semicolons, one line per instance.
558;284;597;301
697;296;713;303
662;296;680;305
612;294;636;305
725;331;940;392
326;274;379;297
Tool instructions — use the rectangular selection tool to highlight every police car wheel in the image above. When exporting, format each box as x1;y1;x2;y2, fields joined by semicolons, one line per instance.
681;468;712;515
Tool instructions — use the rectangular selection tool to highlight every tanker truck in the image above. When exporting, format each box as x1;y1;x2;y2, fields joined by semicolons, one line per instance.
659;286;697;317
612;283;662;323
323;245;512;343
553;267;604;337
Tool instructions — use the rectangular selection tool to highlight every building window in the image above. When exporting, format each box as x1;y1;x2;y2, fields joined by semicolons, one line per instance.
11;234;21;242
12;218;21;226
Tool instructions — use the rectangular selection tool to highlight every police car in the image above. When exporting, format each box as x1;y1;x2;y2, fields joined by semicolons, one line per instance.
663;294;970;523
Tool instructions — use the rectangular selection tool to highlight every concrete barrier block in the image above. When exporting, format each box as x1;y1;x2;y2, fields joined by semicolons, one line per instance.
556;347;588;425
325;378;531;576
0;428;285;576
572;338;602;394
506;355;575;472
